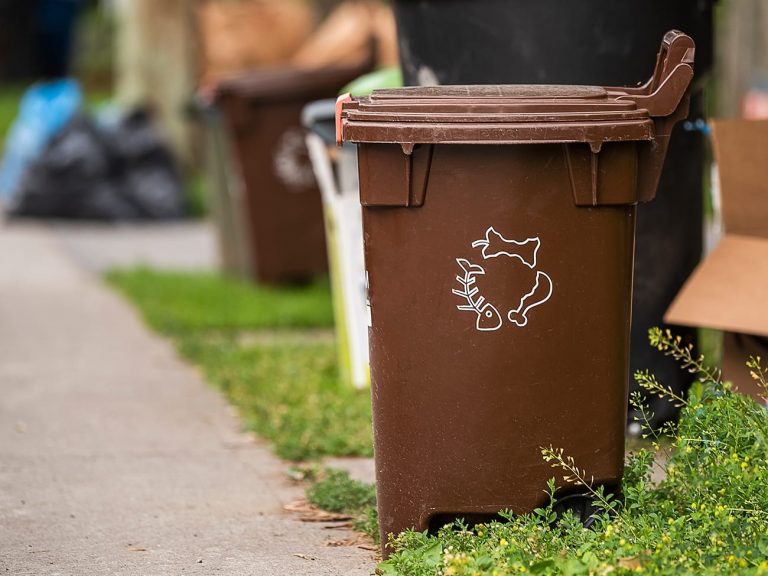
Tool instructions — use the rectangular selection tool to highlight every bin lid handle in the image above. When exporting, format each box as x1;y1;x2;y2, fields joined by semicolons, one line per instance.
612;30;695;118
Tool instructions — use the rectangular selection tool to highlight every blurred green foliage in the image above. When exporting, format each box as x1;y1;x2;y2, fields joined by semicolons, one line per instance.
107;267;334;334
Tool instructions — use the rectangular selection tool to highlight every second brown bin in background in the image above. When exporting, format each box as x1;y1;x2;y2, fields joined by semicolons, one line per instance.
214;64;368;284
338;32;694;551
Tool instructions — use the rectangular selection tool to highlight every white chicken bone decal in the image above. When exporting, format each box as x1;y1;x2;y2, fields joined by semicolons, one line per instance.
453;226;554;332
506;270;553;327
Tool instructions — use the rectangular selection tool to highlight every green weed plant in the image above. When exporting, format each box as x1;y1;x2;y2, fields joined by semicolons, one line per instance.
306;468;379;542
379;329;768;575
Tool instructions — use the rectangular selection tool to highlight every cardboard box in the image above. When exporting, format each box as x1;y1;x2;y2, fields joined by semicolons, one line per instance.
665;119;768;403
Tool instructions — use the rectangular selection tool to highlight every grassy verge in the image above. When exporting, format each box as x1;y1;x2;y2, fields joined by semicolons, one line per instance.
107;268;373;461
306;468;379;543
107;268;336;334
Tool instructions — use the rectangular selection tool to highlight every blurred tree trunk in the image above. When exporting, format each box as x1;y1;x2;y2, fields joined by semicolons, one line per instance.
716;0;768;117
114;0;199;166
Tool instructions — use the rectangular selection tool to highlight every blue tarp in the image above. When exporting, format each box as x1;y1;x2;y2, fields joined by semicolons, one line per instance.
0;78;82;202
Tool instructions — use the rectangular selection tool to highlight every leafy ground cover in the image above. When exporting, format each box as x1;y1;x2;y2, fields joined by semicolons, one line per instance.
107;268;372;460
377;329;768;575
305;468;379;542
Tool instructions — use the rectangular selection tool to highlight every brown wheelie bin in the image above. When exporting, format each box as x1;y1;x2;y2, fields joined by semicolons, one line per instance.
337;31;695;552
215;63;370;284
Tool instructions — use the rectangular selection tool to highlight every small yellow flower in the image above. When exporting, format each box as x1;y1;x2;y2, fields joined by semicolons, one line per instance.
500;538;508;547
685;446;693;454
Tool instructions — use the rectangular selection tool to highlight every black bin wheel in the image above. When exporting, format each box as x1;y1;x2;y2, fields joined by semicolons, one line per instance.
551;493;602;529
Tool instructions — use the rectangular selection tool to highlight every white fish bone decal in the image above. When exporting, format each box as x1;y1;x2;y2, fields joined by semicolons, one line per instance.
452;259;503;331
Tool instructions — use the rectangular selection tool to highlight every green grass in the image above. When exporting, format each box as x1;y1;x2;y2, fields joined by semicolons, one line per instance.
107;268;335;334
0;85;26;151
307;468;377;514
107;267;372;461
306;468;379;543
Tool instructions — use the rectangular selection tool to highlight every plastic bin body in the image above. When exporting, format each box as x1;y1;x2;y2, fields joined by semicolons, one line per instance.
392;0;713;429
304;99;370;388
216;65;370;284
363;142;633;540
338;33;694;551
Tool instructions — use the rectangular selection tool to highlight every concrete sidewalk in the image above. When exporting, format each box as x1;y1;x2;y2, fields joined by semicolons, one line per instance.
51;220;218;272
0;222;375;575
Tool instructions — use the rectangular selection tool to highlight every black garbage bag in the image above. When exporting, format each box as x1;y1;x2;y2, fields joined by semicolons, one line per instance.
10;114;141;219
11;107;184;220
106;108;185;219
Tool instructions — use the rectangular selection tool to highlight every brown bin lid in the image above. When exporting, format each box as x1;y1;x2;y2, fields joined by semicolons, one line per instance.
340;84;654;145
337;31;696;147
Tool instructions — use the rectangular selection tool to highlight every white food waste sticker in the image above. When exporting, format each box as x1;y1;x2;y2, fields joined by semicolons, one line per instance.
273;128;317;191
453;226;553;332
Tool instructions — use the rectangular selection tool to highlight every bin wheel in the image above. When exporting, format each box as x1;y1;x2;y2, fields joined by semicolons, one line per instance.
551;493;601;529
